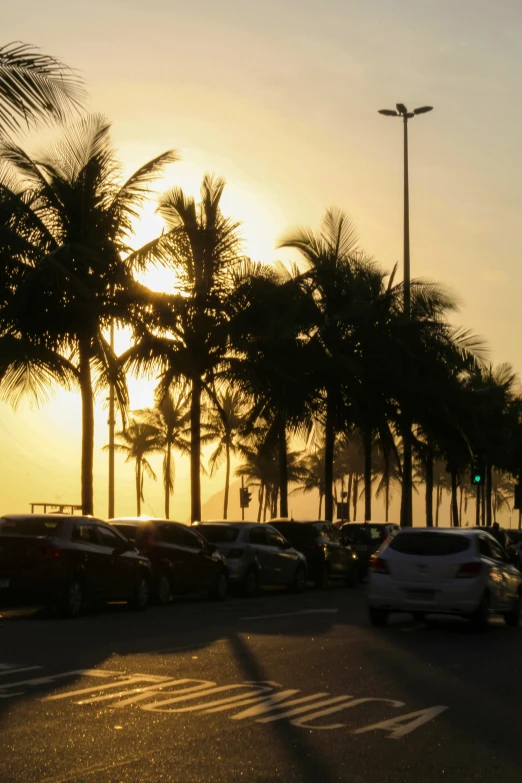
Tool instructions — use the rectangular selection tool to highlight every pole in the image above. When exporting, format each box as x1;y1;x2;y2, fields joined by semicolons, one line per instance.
241;475;245;522
108;316;115;519
403;115;410;318
400;114;413;528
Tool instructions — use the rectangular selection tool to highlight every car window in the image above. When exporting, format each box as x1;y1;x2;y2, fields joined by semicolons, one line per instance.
389;532;470;556
95;525;126;549
272;523;316;544
320;525;335;542
196;525;239;543
478;537;492;558
71;523;98;545
369;526;385;542
266;528;287;549
249;527;267;545
488;538;507;563
111;524;140;541
0;516;64;536
343;526;368;545
181;528;205;550
329;526;343;543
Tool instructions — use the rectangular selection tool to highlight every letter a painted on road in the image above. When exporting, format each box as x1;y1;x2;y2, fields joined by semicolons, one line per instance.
353;705;448;739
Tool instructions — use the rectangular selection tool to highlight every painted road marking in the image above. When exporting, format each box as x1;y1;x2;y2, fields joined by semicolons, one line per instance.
34;669;447;739
240;609;339;621
0;665;43;676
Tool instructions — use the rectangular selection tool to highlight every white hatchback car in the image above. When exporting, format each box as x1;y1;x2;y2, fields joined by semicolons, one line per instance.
367;528;521;627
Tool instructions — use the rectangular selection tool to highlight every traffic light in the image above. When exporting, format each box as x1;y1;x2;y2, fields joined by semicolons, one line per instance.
470;456;485;486
240;487;252;508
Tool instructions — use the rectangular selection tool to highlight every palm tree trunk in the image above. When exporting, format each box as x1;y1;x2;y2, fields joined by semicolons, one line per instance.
190;376;202;523
324;392;335;522
476;485;480;526
353;475;359;521
385;476;390;522
486;460;492;526
257;483;264;522
400;415;413;527
450;468;459;527
223;440;231;519
278;415;289;517
459;486;463;526
425;444;434;528
136;459;141;516
79;339;94;516
318;492;323;519
363;428;372;521
165;444;172;519
346;474;352;522
435;483;441;527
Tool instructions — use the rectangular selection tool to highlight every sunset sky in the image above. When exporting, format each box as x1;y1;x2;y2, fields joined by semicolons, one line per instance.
2;0;522;522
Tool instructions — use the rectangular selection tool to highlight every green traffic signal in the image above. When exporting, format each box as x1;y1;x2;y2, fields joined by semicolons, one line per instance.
474;474;482;484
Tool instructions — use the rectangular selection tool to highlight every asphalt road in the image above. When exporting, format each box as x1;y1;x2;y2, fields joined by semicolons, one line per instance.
1;584;521;783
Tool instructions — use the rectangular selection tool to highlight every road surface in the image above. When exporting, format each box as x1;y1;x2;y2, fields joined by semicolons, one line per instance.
0;585;520;782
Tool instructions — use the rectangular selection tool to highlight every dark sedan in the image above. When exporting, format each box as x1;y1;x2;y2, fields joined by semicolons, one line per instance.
270;520;359;589
109;518;229;603
0;514;152;617
340;522;399;578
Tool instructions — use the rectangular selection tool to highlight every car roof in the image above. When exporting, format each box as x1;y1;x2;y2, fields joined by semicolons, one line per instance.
271;519;322;525
394;527;480;536
342;521;396;527
1;513;104;523
195;521;270;528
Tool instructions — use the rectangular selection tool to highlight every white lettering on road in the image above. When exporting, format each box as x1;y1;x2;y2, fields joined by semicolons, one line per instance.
1;665;448;740
353;705;449;739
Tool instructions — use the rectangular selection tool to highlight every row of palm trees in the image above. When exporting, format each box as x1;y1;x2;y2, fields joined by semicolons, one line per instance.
1;43;521;528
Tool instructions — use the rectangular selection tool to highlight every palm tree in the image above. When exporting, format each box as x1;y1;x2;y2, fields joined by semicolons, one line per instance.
204;387;247;519
124;175;243;523
109;420;164;516
134;385;191;519
0;115;177;514
0;42;85;138
291;448;325;518
226;260;316;518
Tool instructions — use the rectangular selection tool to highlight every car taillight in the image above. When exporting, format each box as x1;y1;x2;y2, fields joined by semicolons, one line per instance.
369;555;389;574
38;546;62;559
227;548;244;559
457;561;482;578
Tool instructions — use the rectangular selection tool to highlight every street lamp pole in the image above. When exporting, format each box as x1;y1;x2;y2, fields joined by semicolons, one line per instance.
378;102;433;526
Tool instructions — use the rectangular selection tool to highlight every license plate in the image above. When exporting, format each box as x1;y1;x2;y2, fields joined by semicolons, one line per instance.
406;589;434;601
0;579;9;589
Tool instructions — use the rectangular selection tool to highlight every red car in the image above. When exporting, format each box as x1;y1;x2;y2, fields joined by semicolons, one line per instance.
0;514;152;617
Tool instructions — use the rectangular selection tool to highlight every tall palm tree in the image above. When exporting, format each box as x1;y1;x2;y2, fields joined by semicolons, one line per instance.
0;42;85;138
109;420;164;516
134;385;191;519
0;115;177;514
226;259;316;518
204;387;246;519
124;175;243;523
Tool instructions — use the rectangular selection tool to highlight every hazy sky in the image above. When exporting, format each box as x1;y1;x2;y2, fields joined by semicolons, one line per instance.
2;0;522;521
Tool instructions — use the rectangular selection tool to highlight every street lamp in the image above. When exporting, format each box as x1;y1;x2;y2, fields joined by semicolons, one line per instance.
378;103;433;317
378;102;433;528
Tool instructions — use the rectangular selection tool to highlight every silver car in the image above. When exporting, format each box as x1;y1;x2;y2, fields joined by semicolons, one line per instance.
194;522;307;597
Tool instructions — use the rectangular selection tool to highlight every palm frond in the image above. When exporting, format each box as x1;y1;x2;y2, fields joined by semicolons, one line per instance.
0;41;86;138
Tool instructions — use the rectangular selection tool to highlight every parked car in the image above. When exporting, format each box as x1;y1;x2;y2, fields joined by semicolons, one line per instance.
367;528;522;628
341;522;399;578
193;522;307;596
270;520;359;589
0;514;152;617
109;518;228;603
